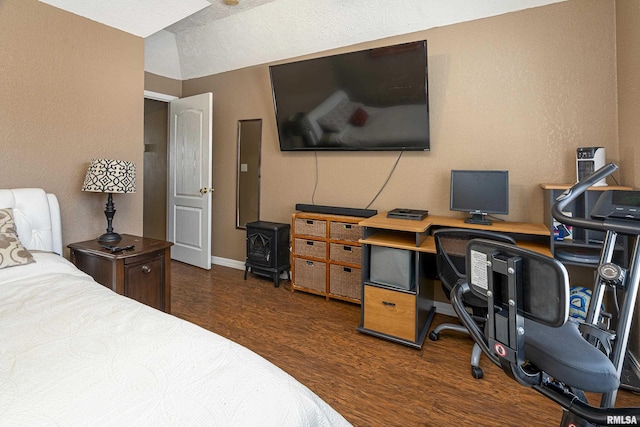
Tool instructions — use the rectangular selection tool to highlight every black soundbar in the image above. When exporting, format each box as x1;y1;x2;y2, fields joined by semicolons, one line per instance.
295;204;377;218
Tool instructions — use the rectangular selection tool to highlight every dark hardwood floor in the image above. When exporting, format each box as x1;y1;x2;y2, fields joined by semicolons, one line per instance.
170;261;639;427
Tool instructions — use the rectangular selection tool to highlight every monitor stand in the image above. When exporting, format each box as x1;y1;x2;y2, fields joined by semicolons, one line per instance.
465;212;492;225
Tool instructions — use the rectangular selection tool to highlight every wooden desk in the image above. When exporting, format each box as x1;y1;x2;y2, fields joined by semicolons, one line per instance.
360;214;550;255
357;213;550;348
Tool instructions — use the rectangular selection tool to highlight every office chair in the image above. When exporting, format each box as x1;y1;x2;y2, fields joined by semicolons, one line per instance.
451;164;640;426
429;228;516;379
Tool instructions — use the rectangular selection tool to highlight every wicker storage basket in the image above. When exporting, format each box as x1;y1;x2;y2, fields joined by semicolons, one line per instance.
329;221;361;242
329;243;362;265
294;238;326;259
329;264;362;301
294;218;326;238
294;258;326;293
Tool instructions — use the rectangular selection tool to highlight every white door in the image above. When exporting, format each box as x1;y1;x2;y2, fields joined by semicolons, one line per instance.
167;93;213;269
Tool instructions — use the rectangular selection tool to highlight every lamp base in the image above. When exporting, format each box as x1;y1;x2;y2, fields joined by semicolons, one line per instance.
97;232;122;243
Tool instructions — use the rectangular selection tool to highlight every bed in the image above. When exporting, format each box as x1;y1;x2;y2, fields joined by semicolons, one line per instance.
0;188;350;426
302;90;429;148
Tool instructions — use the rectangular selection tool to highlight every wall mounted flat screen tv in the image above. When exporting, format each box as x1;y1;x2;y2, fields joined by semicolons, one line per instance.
450;170;509;225
269;40;430;151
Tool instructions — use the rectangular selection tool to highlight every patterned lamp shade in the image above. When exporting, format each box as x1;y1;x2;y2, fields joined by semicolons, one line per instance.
82;159;136;194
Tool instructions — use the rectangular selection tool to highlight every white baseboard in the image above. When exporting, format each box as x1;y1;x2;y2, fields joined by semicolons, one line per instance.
211;256;245;270
211;257;290;279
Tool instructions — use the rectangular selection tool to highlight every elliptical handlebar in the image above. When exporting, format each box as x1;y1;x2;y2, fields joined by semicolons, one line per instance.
551;163;618;233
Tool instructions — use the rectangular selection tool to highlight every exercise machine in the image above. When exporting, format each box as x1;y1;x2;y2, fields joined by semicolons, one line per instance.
451;163;640;426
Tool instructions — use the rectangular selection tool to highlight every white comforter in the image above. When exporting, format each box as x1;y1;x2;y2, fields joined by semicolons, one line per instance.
0;252;350;426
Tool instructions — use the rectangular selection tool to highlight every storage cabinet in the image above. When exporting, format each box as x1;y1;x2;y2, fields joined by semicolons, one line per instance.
68;235;173;312
541;184;632;267
291;212;363;303
357;214;436;348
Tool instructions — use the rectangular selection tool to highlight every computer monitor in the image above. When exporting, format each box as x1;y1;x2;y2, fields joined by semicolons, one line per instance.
450;170;509;225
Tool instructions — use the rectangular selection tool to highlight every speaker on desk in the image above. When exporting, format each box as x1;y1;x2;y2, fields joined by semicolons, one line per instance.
576;147;606;186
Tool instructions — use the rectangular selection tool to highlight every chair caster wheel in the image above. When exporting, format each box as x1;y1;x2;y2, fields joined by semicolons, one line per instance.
428;331;439;341
471;366;483;379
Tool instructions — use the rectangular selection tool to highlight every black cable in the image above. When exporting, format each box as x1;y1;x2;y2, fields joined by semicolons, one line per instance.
366;151;403;209
311;151;319;204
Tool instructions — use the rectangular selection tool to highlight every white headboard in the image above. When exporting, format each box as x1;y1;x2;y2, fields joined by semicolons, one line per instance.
0;188;63;255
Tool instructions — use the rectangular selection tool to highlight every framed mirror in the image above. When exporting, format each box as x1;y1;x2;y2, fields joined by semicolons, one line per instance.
236;119;262;229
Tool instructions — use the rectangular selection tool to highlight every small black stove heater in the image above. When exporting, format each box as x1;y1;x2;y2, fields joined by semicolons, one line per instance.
244;221;290;287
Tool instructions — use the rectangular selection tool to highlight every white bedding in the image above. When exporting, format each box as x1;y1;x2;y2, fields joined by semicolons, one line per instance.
0;252;350;426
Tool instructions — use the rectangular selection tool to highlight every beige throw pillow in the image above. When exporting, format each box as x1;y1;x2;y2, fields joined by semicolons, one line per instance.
0;208;35;269
0;208;17;234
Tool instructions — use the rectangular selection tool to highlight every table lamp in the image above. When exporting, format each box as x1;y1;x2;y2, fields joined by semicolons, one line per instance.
82;158;136;243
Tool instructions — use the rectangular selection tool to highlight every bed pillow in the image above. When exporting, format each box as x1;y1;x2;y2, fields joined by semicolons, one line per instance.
317;99;360;133
350;107;369;127
0;208;35;269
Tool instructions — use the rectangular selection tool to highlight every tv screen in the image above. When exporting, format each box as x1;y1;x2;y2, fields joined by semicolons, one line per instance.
450;170;509;225
269;40;430;151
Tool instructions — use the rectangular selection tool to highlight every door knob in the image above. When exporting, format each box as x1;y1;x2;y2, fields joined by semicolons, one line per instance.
200;187;213;194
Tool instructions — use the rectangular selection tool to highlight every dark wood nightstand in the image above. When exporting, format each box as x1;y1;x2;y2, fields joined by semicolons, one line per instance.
68;234;173;313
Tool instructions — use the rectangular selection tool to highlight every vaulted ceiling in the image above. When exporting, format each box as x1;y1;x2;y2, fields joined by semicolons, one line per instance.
40;0;566;81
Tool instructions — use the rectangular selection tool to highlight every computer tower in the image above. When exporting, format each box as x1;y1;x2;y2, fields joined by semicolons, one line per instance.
576;147;606;186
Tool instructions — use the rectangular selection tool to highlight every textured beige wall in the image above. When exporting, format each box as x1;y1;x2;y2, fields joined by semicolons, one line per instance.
617;0;640;188
183;0;619;263
0;0;144;253
145;72;182;98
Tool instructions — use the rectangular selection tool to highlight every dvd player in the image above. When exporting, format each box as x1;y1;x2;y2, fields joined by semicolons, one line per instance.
387;208;429;220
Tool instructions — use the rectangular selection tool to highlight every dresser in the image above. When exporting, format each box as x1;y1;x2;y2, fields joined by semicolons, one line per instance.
291;212;363;303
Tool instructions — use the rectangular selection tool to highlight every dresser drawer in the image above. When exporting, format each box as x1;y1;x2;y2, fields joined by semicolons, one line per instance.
329;243;361;265
293;258;326;293
125;255;164;310
329;221;361;242
294;238;326;259
329;264;361;301
363;285;415;341
294;218;327;238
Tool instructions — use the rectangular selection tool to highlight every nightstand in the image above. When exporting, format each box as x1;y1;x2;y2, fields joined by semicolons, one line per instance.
68;234;173;313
